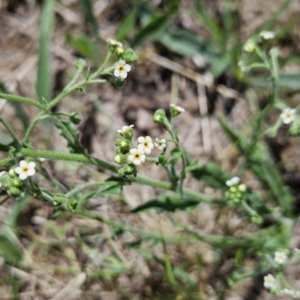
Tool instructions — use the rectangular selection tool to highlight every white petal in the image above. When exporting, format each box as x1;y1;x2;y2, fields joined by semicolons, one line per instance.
15;167;22;174
144;148;151;155
114;70;120;77
137;144;145;151
19;160;28;168
133;159;141;165
27;169;36;176
120;71;127;79
127;155;134;163
28;162;36;169
124;64;131;72
19;172;28;180
140;155;146;163
129;149;138;155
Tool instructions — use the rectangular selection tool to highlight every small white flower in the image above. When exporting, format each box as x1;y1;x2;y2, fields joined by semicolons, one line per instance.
170;104;185;113
259;31;275;40
243;39;255;52
281;288;300;298
137;136;154;155
226;176;240;187
15;160;36;180
127;148;146;166
106;38;123;48
114;59;131;79
154;138;167;151
117;125;134;134
264;274;276;289
274;251;288;265
280;108;297;124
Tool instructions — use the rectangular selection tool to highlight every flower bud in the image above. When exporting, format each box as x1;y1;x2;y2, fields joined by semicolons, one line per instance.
251;214;263;224
153;109;170;129
70;113;81;125
8;186;21;197
156;154;168;166
9;169;16;178
12;178;23;188
123;48;138;64
75;58;86;69
114;154;126;164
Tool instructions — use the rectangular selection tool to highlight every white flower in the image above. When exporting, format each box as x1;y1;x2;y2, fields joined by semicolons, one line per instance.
137;136;154;155
114;59;131;79
127;148;146;166
264;274;276;289
280;108;297;124
154;138;167;151
170;104;185;113
260;31;275;40
106;38;123;48
15;160;36;180
117;124;134;134
226;177;240;187
274;251;288;265
0;171;5;188
243;39;255;52
281;288;300;298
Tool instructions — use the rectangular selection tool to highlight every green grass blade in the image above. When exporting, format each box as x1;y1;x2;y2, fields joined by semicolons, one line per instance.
79;0;98;37
36;0;55;103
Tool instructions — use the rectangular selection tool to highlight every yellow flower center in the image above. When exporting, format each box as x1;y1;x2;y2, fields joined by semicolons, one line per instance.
119;66;125;72
134;154;140;159
22;167;28;172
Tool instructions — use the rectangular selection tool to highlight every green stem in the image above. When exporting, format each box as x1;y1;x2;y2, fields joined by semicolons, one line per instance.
66;181;116;197
20;148;119;173
64;66;84;91
20;148;218;204
0;93;44;109
90;52;112;79
23;111;47;144
0;116;21;148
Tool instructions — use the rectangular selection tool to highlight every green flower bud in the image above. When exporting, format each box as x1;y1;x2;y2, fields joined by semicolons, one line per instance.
107;39;123;53
114;154;126;164
119;140;131;154
123;48;138;64
12;178;23;188
156;154;168;166
8;186;21;197
70;113;82;125
114;78;126;89
9;169;16;178
251;214;263;224
153;109;170;129
75;58;86;69
67;200;78;212
238;184;247;192
116;46;124;59
118;164;137;180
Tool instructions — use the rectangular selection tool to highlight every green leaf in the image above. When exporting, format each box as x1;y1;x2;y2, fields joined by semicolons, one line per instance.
186;163;229;189
79;0;98;37
36;0;55;103
53;118;86;154
131;193;199;213
0;235;22;264
116;7;137;41
98;181;123;198
65;33;96;60
158;29;226;76
131;2;179;48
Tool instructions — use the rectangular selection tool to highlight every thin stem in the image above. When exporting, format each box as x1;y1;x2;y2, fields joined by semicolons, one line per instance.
90;52;112;80
0;116;21;148
0;93;44;109
66;181;116;197
64;66;84;91
23;111;47;144
20;148;119;173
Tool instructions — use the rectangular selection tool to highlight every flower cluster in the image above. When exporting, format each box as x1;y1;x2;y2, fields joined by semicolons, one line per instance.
106;38;138;82
115;124;168;180
225;176;247;205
